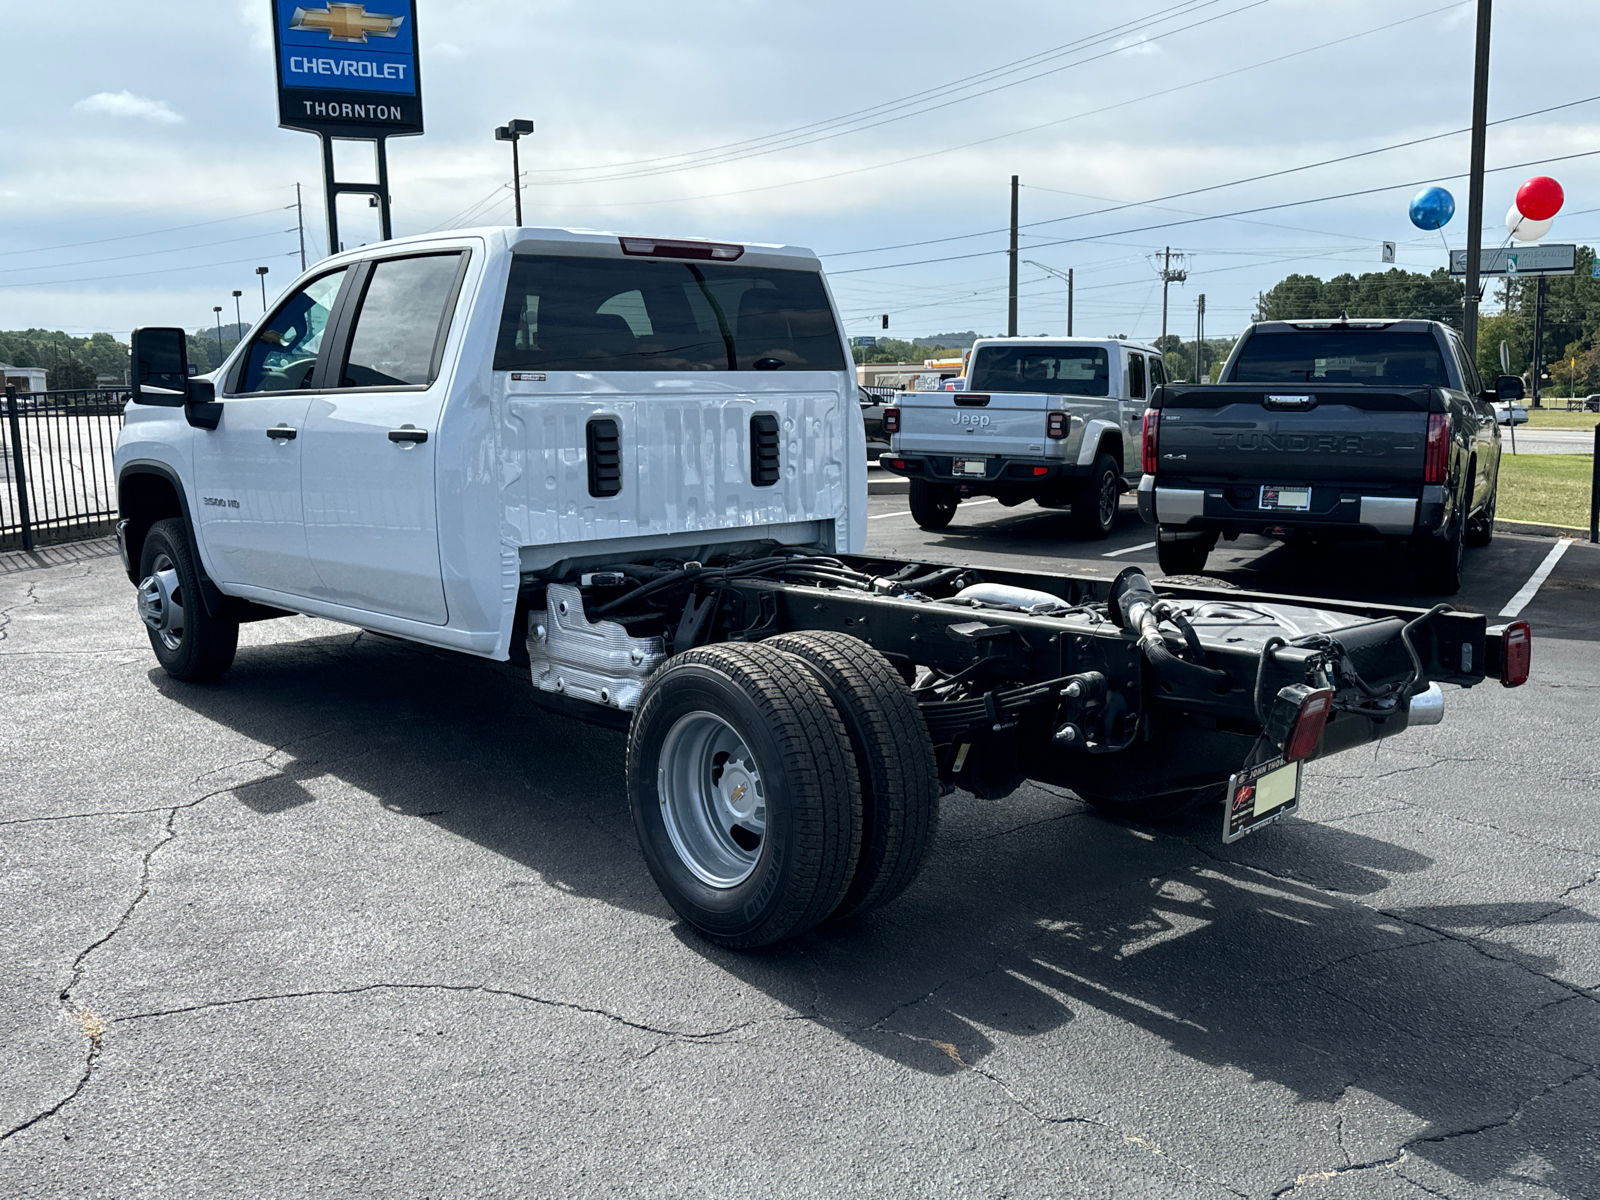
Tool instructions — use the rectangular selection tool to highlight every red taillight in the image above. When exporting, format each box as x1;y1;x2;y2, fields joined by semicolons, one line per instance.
1046;411;1067;440
886;459;906;469
883;407;900;434
1141;410;1160;474
1283;687;1334;763
1501;620;1531;687
618;236;743;261
1423;412;1448;484
1032;466;1049;476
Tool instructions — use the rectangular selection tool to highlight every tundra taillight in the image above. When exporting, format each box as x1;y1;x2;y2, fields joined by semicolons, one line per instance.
883;407;900;435
1046;411;1067;439
1500;620;1531;687
1423;413;1449;484
1141;410;1160;474
1283;687;1334;763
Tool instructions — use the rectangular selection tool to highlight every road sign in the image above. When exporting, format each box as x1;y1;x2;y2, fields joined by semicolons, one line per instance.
1382;241;1396;264
1591;259;1600;279
852;337;878;348
1449;244;1575;277
273;0;423;137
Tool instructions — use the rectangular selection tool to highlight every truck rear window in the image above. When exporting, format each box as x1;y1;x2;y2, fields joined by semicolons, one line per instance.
1228;332;1449;386
494;255;846;373
967;346;1109;396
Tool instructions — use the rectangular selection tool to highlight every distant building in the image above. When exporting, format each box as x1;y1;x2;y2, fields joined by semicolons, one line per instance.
0;363;48;392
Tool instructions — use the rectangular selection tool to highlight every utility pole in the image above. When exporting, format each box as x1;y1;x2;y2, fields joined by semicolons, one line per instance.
1195;294;1206;383
1067;268;1074;336
295;183;306;270
1532;275;1547;408
1159;246;1187;353
1007;175;1019;337
1463;0;1492;353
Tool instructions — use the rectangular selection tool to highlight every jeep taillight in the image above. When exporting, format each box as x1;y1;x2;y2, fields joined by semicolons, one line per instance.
1046;411;1067;439
1141;410;1160;474
1500;620;1531;687
883;407;900;435
1424;412;1448;484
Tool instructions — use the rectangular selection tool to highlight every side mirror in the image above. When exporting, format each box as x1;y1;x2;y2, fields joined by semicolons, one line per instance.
131;326;221;427
1494;374;1525;402
131;327;190;407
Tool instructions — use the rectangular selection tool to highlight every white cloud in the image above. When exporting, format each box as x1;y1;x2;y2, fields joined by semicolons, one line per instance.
74;91;182;124
1114;35;1162;56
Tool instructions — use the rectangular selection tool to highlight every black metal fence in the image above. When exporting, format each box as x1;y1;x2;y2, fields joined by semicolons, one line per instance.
2;387;129;552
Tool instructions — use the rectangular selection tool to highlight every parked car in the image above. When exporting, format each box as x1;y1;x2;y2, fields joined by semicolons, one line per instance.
879;336;1164;538
1493;400;1529;425
859;385;890;459
1586;394;1600;413
1137;318;1519;591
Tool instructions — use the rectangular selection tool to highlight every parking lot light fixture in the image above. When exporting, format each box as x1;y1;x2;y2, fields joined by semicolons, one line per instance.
231;290;243;340
495;118;534;227
213;306;223;359
256;266;270;312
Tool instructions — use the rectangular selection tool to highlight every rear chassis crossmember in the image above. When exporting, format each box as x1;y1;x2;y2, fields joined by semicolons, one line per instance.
540;551;1510;806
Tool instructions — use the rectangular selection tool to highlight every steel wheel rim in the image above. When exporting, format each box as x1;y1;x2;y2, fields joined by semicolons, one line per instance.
657;710;767;888
136;552;185;652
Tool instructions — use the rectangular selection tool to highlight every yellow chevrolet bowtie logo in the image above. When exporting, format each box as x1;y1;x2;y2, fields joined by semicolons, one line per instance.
290;3;404;43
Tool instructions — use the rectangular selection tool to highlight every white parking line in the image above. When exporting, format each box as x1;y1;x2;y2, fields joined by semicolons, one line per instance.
1103;541;1157;558
1499;538;1573;617
869;498;1000;520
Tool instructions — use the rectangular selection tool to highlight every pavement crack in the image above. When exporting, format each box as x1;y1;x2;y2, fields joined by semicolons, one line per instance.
1270;1151;1406;1198
112;981;759;1042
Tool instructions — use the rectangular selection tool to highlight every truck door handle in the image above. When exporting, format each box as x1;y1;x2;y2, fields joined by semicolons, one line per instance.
265;425;297;440
388;426;428;443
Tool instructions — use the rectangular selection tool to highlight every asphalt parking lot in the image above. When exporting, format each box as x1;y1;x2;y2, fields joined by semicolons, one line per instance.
2;523;1597;1199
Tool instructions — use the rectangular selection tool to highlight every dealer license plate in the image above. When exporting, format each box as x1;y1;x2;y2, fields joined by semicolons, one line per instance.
954;457;989;478
1259;485;1311;511
1222;757;1301;843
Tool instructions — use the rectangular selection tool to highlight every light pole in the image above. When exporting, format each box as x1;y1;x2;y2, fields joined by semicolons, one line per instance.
1023;261;1075;336
256;266;270;312
213;307;223;367
231;290;243;342
494;118;535;226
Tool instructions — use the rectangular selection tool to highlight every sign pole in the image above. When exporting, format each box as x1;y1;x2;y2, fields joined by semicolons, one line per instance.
1462;0;1492;353
320;134;341;256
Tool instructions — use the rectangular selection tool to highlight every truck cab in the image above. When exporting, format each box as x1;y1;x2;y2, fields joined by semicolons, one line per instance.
878;336;1163;537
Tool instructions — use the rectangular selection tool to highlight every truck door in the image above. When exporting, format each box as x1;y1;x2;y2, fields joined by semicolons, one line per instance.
299;251;468;625
193;267;349;597
1123;351;1149;477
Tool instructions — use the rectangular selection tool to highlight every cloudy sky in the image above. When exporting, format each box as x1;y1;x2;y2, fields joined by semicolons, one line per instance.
3;0;1597;344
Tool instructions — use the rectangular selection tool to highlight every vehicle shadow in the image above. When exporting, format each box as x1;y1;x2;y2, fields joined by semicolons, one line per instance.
155;630;1598;1196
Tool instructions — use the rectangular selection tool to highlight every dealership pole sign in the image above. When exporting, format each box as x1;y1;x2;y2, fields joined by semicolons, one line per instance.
272;1;423;254
274;1;423;136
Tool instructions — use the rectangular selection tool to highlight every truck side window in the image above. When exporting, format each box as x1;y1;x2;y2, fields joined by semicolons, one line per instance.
236;268;347;394
340;253;465;388
1150;355;1167;388
1128;353;1146;400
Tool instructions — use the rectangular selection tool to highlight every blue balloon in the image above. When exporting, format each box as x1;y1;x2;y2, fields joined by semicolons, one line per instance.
1409;186;1456;231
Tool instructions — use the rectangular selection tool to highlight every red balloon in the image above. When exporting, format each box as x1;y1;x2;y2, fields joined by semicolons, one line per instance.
1517;176;1564;222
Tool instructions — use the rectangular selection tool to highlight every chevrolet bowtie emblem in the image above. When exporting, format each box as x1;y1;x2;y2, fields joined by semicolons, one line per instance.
290;3;404;43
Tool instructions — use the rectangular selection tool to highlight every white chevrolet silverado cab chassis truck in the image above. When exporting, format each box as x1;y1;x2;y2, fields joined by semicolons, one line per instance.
114;227;1532;948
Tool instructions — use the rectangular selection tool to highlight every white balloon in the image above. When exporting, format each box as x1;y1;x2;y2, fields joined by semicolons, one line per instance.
1507;204;1553;242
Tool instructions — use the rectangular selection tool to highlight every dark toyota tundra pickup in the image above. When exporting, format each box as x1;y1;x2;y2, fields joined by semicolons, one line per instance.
1135;319;1526;591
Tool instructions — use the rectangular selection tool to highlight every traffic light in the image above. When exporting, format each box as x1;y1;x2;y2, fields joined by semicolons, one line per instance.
881;314;888;329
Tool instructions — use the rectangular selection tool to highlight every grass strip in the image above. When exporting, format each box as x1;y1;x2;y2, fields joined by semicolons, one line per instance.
1497;453;1596;529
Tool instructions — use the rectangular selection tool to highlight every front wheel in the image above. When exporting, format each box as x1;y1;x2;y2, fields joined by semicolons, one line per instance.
1069;452;1121;539
136;518;238;682
626;643;863;948
908;480;959;530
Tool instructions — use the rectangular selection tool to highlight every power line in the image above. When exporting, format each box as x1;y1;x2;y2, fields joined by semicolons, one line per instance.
538;0;1469;209
831;148;1600;276
525;1;1264;187
0;206;299;260
0;251;302;290
0;229;298;276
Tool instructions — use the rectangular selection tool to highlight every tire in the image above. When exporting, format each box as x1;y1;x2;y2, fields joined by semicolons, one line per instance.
1157;531;1215;576
136;517;238;682
1075;783;1226;824
1417;512;1464;593
1069;452;1121;539
1464;477;1496;547
764;632;940;920
626;642;863;948
909;480;958;530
